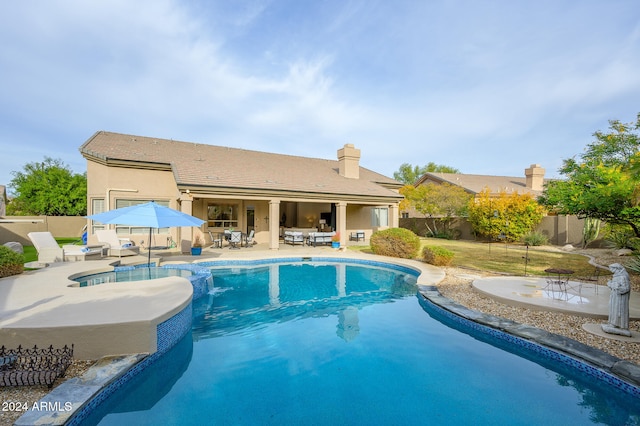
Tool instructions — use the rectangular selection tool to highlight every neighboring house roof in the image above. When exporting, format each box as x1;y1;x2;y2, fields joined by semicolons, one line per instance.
80;131;403;202
415;172;550;197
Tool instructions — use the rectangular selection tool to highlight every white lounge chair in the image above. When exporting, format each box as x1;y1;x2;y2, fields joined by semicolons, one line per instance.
28;232;102;263
95;230;140;258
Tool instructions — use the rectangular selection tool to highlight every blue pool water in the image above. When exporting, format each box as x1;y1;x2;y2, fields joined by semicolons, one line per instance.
74;267;192;287
83;261;640;425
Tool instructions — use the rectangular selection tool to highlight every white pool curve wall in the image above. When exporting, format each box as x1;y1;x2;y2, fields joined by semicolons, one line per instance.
0;261;212;360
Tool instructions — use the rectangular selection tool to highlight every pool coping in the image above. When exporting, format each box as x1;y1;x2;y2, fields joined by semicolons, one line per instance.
418;284;640;394
17;255;640;424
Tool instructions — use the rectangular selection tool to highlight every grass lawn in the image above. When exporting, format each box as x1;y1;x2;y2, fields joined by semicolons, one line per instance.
350;237;608;279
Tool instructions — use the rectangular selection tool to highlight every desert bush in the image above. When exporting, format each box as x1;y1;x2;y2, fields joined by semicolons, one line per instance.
0;245;24;278
603;224;635;250
370;228;421;259
627;255;640;274
522;231;548;246
422;245;454;266
628;237;640;252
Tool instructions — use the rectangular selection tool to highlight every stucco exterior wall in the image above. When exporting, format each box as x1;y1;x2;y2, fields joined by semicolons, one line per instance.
0;216;87;245
346;205;368;228
86;162;179;209
86;161;182;245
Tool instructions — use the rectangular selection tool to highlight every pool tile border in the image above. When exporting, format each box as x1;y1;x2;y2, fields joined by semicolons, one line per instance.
419;285;640;398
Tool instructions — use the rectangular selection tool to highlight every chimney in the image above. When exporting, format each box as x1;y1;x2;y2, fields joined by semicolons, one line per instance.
525;164;545;191
337;143;361;179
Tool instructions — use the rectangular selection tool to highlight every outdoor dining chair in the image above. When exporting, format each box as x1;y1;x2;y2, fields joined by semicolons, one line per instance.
229;231;242;249
208;231;223;248
245;230;255;247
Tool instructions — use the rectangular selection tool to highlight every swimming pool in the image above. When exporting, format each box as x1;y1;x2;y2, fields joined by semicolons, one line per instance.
80;260;640;425
72;266;193;287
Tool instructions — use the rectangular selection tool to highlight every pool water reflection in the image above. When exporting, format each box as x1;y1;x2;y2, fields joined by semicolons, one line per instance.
83;261;640;426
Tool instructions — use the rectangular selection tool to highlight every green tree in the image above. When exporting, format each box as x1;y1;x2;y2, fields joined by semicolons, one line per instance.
7;157;87;216
540;113;640;237
393;162;460;184
468;189;546;242
400;182;471;237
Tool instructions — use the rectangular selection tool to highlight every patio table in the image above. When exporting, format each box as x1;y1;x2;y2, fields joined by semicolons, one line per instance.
544;268;574;293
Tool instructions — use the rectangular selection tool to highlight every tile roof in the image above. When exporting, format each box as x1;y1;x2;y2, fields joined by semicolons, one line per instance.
417;172;549;196
80;131;402;201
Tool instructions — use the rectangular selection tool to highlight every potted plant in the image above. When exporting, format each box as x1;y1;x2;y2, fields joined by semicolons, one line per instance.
191;234;203;256
331;232;340;249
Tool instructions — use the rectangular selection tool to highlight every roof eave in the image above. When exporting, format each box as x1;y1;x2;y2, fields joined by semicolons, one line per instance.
177;184;403;203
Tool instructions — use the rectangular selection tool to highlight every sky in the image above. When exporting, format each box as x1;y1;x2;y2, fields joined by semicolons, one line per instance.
1;0;639;192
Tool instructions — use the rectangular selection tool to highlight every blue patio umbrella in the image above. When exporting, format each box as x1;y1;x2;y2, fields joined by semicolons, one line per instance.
87;201;205;264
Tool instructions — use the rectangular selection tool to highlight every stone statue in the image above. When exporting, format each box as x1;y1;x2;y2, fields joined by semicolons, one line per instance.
601;263;632;337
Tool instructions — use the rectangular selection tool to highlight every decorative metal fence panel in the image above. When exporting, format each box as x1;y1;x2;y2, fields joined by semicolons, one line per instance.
0;344;74;388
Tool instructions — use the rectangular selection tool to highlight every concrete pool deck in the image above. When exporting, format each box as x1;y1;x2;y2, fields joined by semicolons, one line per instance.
472;275;640;320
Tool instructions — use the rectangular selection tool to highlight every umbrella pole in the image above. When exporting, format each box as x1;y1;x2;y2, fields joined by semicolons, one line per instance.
148;227;152;266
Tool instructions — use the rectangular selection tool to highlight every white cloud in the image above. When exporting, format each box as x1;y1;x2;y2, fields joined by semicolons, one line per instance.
0;0;639;185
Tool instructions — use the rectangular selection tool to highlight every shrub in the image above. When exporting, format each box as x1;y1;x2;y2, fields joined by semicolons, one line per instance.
370;228;420;259
629;237;640;252
603;224;635;250
422;245;454;266
467;189;545;242
627;255;640;274
522;231;548;246
0;245;24;278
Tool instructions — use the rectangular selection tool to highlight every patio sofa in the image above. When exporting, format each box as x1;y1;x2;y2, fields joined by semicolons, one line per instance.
280;227;317;238
307;232;336;247
284;231;304;246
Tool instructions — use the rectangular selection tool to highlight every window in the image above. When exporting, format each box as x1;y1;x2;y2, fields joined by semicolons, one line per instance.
114;199;170;235
91;198;105;233
401;212;409;219
371;207;388;227
207;203;238;229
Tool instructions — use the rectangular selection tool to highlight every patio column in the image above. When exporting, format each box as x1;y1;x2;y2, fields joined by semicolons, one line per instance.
179;195;194;254
269;199;280;250
389;203;399;228
336;201;347;246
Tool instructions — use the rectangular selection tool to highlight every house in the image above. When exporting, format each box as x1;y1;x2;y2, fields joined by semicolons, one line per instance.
402;164;548;218
80;131;403;251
